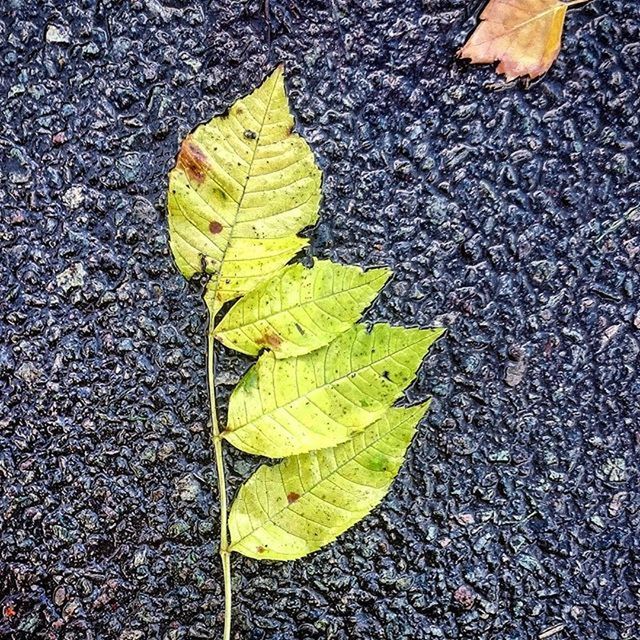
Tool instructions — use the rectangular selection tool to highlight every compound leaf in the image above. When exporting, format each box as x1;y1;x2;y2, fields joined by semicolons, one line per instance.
457;0;584;81
167;65;447;639
215;259;391;358
223;323;444;458
228;403;429;560
167;65;321;316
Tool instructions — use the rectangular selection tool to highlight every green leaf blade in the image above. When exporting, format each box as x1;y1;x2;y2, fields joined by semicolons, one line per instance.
228;403;430;560
167;65;322;315
223;323;444;458
215;259;391;358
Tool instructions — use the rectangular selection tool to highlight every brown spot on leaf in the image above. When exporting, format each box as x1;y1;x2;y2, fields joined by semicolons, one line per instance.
244;129;257;140
177;137;209;184
256;545;266;554
287;492;300;504
209;220;223;234
256;332;282;350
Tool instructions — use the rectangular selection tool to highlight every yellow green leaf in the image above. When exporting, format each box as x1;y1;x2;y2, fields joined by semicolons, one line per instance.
215;259;391;358
167;65;321;316
223;323;444;458
228;403;430;560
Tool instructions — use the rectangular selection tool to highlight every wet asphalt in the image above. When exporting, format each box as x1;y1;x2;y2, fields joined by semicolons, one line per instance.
0;0;639;638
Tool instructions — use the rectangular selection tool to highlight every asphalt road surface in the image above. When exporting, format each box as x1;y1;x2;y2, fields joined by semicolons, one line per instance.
1;0;638;638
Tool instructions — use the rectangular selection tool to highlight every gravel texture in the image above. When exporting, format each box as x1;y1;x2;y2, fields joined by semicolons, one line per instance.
1;0;639;639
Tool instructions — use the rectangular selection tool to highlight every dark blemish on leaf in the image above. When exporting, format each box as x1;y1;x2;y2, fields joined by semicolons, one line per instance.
295;323;305;335
382;370;390;380
244;129;257;140
209;220;223;234
256;546;266;554
257;332;282;349
177;137;209;184
287;492;300;504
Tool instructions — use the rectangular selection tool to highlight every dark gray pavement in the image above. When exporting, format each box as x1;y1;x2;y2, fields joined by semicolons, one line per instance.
0;0;638;638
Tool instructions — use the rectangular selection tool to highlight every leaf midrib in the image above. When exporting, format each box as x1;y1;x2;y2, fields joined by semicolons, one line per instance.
209;75;282;309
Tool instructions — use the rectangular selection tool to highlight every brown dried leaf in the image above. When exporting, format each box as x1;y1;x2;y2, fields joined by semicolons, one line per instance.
458;0;587;81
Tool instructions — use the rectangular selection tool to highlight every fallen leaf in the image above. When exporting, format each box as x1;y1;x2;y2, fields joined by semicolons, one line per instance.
224;323;443;457
457;0;589;81
228;404;430;560
167;66;322;317
215;259;391;358
167;67;447;636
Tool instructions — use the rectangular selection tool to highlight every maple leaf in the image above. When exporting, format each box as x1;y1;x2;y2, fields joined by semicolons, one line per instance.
457;0;590;81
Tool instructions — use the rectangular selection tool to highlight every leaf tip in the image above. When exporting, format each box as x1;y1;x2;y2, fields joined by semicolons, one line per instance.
412;325;446;349
456;42;469;60
267;63;286;90
372;265;393;283
414;397;433;418
432;326;447;339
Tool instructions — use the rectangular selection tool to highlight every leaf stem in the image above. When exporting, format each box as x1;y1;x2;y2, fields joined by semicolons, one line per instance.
207;325;232;640
564;0;593;7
